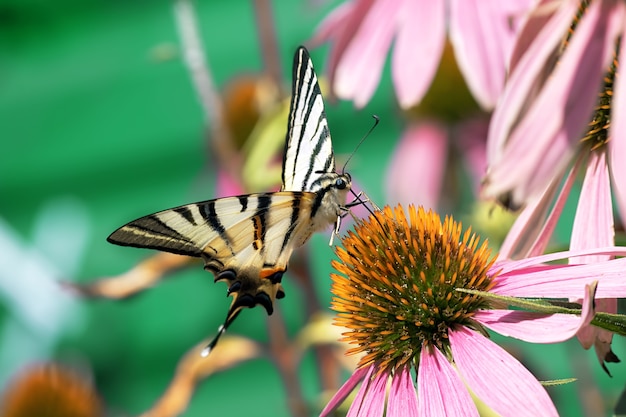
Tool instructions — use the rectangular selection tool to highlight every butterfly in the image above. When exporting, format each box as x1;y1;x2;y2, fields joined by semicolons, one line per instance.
107;46;354;355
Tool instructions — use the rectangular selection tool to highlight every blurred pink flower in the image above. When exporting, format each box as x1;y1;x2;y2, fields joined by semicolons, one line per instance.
323;205;626;416
311;0;533;109
483;0;625;369
385;118;488;210
385;122;448;209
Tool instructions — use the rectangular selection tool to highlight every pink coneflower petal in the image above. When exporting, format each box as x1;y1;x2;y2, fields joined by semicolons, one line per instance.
319;365;370;417
309;1;354;45
485;0;622;206
494;246;626;275
386;365;418;417
333;0;400;108
493;256;626;299
348;368;387;417
498;156;581;259
610;18;626;217
385;121;448;209
508;0;561;73
449;0;529;110
418;345;478;417
486;0;580;165
312;0;376;95
569;150;614;264
475;282;596;343
392;0;445;109
450;327;558;417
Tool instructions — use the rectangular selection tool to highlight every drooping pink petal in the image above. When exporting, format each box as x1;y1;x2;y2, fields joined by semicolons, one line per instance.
475;281;597;343
508;0;561;73
386;365;419;417
497;155;581;259
450;327;558;417
333;0;401;107
320;365;370;417
418;345;479;417
609;11;626;218
485;0;623;207
348;366;387;417
449;0;532;110
392;0;445;109
385;121;448;209
486;0;581;165
569;150;615;263
576;297;617;353
493;255;626;299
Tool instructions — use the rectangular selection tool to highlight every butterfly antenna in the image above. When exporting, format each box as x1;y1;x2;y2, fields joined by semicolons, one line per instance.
341;115;380;174
200;308;242;357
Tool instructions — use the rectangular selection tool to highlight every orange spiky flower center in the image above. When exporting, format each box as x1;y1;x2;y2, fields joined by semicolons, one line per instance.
331;205;496;372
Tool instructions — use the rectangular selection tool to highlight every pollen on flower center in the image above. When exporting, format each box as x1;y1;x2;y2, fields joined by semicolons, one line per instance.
331;205;496;371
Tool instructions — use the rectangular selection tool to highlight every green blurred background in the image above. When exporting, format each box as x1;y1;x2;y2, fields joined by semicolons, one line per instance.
1;1;625;416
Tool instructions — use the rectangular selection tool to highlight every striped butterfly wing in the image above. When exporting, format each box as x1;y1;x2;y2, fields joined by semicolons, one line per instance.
282;47;336;193
107;192;318;277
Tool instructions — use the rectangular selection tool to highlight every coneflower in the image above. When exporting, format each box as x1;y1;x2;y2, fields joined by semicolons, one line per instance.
322;205;626;416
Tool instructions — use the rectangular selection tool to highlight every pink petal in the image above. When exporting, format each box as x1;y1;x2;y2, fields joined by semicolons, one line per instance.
487;0;581;165
215;169;245;198
334;0;401;107
387;365;418;417
569;150;614;263
392;0;445;109
348;367;387;417
320;365;370;417
457;117;489;195
449;0;531;110
309;1;355;46
493;255;626;299
577;297;616;350
497;156;581;259
450;327;558;417
385;121;448;209
418;345;479;417
610;14;626;219
315;0;376;96
492;246;626;275
508;0;560;73
474;281;597;343
485;0;623;207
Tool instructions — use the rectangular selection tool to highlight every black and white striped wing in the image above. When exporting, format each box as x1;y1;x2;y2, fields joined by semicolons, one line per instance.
107;192;319;273
281;46;335;193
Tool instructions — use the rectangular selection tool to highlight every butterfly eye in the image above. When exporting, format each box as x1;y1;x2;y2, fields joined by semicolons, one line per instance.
335;178;347;190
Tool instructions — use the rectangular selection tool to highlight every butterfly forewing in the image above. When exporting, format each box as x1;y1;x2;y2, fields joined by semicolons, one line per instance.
282;48;335;193
107;192;320;272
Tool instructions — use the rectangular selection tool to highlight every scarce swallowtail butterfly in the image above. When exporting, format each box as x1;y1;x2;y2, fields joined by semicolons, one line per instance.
107;46;353;356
